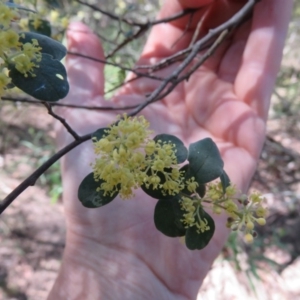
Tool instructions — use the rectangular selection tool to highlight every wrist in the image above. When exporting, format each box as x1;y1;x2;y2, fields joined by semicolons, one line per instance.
48;232;193;300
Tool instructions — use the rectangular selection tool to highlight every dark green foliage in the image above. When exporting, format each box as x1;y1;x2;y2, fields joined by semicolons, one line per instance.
220;170;231;193
92;128;109;141
19;32;67;60
188;138;224;184
29;19;52;37
185;210;215;250
196;184;206;198
78;173;119;208
154;197;186;237
9;53;69;101
153;134;188;163
8;32;69;101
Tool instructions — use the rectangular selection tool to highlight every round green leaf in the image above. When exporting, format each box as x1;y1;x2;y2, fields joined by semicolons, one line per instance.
188;138;224;184
78;173;119;208
220;170;231;193
9;53;69;101
185;210;215;250
29;19;52;37
19;32;67;60
154;134;188;163
154;197;186;237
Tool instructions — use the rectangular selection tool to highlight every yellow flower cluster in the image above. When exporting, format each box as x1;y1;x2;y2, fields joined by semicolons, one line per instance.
92;114;184;199
0;1;42;97
92;114;268;242
180;197;211;234
207;183;267;243
179;182;267;241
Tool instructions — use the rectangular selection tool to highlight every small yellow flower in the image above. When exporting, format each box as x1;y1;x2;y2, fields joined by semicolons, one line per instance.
196;218;210;233
256;206;267;218
256;217;266;226
145;140;156;155
13;54;37;77
61;17;69;29
3;30;20;48
22;41;42;61
244;233;254;244
246;220;254;230
0;4;17;28
186;177;198;193
0;72;11;98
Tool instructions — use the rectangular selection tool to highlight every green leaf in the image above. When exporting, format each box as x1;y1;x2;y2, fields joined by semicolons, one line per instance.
141;168;177;200
78;173;119;208
28;19;52;37
19;32;67;60
154;134;188;163
220;170;231;193
9;53;69;101
92;127;109;141
154;197;186;237
188;138;224;184
196;184;206;198
185;210;215;250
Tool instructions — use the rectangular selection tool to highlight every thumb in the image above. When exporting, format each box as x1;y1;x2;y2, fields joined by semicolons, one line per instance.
54;22;107;146
65;21;105;103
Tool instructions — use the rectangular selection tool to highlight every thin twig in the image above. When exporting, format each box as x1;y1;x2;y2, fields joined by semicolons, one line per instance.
75;0;197;27
171;11;195;49
0;134;91;214
67;51;164;81
42;102;80;140
2;97;138;111
106;26;149;59
132;29;229;111
189;9;208;47
128;0;258;116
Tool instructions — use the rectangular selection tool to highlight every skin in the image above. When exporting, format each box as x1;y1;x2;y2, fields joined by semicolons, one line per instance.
49;0;292;299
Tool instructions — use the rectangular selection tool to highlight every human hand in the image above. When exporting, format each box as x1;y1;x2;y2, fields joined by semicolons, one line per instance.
49;0;292;299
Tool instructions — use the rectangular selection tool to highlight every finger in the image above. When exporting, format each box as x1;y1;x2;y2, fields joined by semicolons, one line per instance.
233;0;293;119
117;0;246;97
55;22;109;146
141;0;246;59
64;21;105;104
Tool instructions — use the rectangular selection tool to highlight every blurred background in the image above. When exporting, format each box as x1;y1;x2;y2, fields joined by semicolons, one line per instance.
0;0;299;299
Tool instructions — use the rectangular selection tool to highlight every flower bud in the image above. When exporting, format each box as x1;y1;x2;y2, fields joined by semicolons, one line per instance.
244;233;253;244
256;218;266;226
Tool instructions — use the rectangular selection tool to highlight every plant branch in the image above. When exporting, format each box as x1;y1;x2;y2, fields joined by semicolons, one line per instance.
128;0;258;116
75;0;197;27
0;134;91;214
67;51;164;81
1;96;138;111
42;102;80;140
0;0;258;215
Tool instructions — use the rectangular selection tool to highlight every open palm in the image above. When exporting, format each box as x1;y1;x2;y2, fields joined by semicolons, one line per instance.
50;0;292;299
